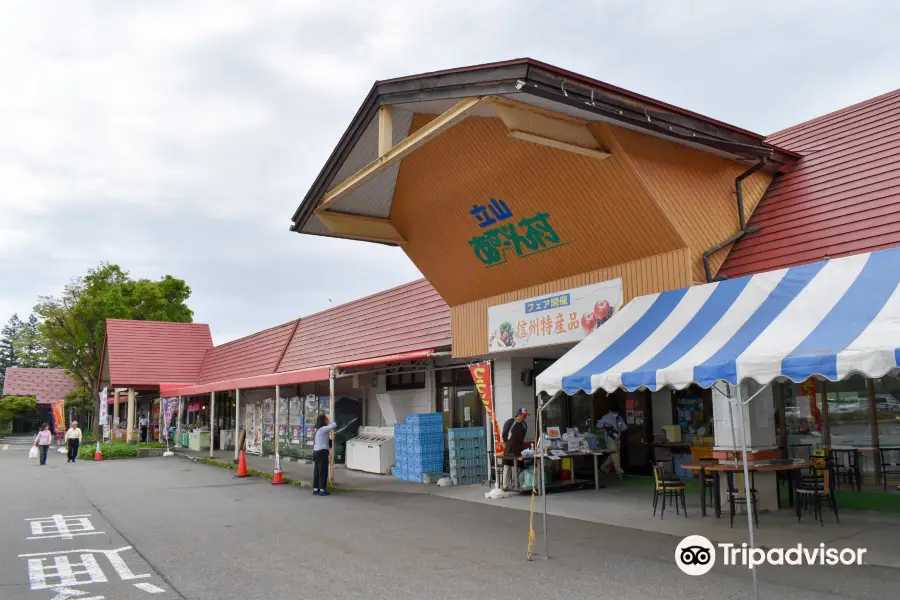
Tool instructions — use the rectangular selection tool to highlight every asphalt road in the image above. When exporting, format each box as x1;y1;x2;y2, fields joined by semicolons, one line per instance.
1;444;898;600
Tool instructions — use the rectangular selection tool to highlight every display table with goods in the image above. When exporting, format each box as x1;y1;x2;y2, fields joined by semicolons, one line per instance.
499;428;612;493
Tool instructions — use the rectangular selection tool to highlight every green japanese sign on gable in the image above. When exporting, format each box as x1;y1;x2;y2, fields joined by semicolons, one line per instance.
468;198;567;267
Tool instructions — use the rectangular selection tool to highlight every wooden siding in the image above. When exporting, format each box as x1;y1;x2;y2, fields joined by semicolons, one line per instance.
391;115;687;306
607;124;773;282
450;248;691;357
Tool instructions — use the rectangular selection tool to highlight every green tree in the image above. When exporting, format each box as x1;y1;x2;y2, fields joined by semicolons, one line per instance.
64;387;94;424
14;314;50;368
0;313;25;390
34;263;194;433
0;395;37;428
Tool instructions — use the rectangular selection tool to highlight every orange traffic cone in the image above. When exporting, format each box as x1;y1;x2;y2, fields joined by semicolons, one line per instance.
94;442;103;461
272;453;285;485
234;449;249;478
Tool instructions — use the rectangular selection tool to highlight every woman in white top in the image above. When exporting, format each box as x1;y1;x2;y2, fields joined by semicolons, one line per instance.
313;414;338;496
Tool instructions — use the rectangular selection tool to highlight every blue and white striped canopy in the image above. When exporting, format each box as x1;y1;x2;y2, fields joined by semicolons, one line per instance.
536;248;900;396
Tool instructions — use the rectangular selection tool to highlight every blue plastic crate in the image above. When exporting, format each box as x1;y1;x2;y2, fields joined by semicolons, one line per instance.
407;412;443;423
448;427;486;440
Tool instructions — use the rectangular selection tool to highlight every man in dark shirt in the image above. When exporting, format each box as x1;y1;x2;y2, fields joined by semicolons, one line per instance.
501;408;529;490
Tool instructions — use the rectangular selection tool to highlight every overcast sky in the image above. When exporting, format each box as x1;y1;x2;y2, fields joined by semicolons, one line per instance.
1;1;897;344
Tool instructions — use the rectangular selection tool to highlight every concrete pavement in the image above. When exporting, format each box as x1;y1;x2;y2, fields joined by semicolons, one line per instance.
183;448;900;569
2;447;899;600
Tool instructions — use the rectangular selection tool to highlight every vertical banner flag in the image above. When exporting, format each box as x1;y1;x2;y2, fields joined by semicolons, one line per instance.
163;398;178;430
162;398;178;444
98;387;108;430
50;400;66;439
469;362;503;454
801;378;822;432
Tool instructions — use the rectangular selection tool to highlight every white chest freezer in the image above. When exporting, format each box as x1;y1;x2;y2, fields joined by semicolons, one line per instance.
346;426;394;475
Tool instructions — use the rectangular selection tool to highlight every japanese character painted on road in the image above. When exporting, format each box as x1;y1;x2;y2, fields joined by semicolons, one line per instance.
18;546;165;597
26;514;104;541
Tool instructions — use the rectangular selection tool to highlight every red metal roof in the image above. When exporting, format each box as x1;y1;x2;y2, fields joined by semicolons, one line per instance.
721;88;900;278
1;368;79;404
197;319;298;384
276;278;451;373
104;319;213;388
162;366;330;398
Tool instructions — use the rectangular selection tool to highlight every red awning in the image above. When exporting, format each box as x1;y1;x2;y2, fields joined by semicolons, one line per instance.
160;383;195;393
162;365;330;397
337;349;435;369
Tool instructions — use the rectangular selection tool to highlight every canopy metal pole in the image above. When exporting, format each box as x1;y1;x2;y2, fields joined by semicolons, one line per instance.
735;384;760;600
539;404;548;559
728;396;739;466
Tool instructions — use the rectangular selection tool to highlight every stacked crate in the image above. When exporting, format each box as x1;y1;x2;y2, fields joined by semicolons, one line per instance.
393;413;444;482
448;427;487;485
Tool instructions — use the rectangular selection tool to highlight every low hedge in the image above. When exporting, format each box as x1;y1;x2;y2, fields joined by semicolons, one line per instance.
77;442;166;461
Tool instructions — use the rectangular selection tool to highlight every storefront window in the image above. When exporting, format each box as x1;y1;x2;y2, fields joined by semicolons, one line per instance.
386;370;426;391
870;378;900;450
783;376;897;476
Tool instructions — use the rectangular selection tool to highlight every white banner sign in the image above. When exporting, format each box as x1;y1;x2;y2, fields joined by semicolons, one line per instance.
98;387;108;427
488;279;623;352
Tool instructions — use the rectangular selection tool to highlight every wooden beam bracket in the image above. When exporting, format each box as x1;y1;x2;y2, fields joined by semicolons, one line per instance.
316;96;483;212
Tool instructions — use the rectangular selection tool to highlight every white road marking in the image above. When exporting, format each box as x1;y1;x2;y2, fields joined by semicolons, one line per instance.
26;554;108;590
26;514;104;540
2;444;8;450
134;582;166;593
19;547;151;586
47;587;105;599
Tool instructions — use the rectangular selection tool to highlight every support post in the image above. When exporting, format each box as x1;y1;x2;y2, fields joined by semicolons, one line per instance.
868;379;881;485
329;368;336;485
210;391;216;458
378;105;393;156
274;385;280;459
126;389;136;445
735;385;760;600
159;397;164;442
539;402;548;559
175;397;183;449
774;382;788;458
113;389;120;435
234;389;241;461
821;380;831;447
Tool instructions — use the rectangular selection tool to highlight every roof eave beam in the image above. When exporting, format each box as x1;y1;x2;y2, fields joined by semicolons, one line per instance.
316;96;483;212
507;130;611;160
314;211;406;245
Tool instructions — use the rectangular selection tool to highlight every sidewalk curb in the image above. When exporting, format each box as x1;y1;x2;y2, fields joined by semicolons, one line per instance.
173;451;359;492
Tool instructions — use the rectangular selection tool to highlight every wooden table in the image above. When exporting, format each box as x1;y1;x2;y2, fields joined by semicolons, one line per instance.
681;460;813;518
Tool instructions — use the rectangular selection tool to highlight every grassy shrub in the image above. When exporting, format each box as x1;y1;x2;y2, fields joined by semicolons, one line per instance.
77;442;165;461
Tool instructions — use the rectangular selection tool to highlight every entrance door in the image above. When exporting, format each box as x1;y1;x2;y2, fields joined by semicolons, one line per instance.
436;368;483;470
622;391;652;474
